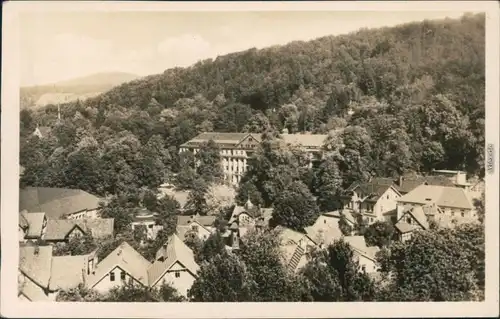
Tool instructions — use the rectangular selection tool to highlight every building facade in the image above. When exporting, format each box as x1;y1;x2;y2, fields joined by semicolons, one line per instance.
340;179;402;224
396;184;475;225
179;131;329;185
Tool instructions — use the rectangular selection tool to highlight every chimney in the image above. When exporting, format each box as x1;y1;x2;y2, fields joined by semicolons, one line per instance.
399;175;403;187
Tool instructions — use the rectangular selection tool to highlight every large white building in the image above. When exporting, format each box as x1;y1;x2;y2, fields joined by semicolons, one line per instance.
179;131;328;185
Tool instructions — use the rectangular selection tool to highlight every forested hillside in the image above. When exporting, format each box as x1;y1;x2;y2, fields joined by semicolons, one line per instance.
20;13;485;197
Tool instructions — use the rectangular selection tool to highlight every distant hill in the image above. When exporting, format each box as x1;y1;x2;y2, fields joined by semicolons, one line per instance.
20;72;140;109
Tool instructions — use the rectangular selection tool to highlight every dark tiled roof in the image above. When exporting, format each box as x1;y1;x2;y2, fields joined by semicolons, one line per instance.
345;179;396;201
19;187;103;220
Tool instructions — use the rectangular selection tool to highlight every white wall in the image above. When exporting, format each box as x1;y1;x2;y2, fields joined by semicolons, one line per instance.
152;261;197;297
373;187;400;221
91;266;145;294
67;209;98;220
354;253;378;273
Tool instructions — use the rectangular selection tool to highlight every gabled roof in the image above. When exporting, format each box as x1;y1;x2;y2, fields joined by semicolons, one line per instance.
304;215;342;246
397;185;473;210
345;180;400;202
148;234;200;287
19;276;51;301
397;175;455;194
409;206;430;230
86;242;151;288
340;209;357;225
394;222;420;234
19;246;53;289
21;212;46;238
43;218;114;241
48;255;88;291
180;132;261;148
343;236;380;261
228;203;262;224
19;187;103;220
396;206;429;231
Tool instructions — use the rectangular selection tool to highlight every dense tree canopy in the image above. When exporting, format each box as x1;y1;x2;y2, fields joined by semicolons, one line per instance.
269;180;320;231
301;239;377;301
376;224;485;301
20;14;485;198
20;14;486;304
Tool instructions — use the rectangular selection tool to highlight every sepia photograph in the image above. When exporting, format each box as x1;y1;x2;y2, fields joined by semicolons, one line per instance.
1;1;499;318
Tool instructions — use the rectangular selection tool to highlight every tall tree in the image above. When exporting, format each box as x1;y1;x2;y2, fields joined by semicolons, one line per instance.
188;252;256;302
184;179;210;216
195;139;224;184
363;221;395;248
270;180;320;231
315;156;343;211
376;226;483;301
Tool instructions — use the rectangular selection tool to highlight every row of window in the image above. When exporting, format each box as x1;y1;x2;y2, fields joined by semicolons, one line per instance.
110;271;127;282
110;271;181;282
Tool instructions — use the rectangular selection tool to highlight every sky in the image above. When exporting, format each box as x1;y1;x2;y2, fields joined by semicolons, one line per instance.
19;10;470;87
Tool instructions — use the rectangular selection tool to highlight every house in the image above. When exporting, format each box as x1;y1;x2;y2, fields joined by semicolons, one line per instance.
278;130;329;168
278;227;316;273
147;234;200;297
19;211;47;242
43;218;114;243
323;210;357;230
176;215;216;242
180;131;330;185
304;213;343;246
19;186;103;220
396;185;475;224
86;242;151;294
343;236;380;273
226;199;270;248
131;209;164;240
18;245;97;301
18;245;53;301
340;178;402;224
33;126;52;139
49;250;99;292
393;174;455;195
394;205;431;242
180;132;262;185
